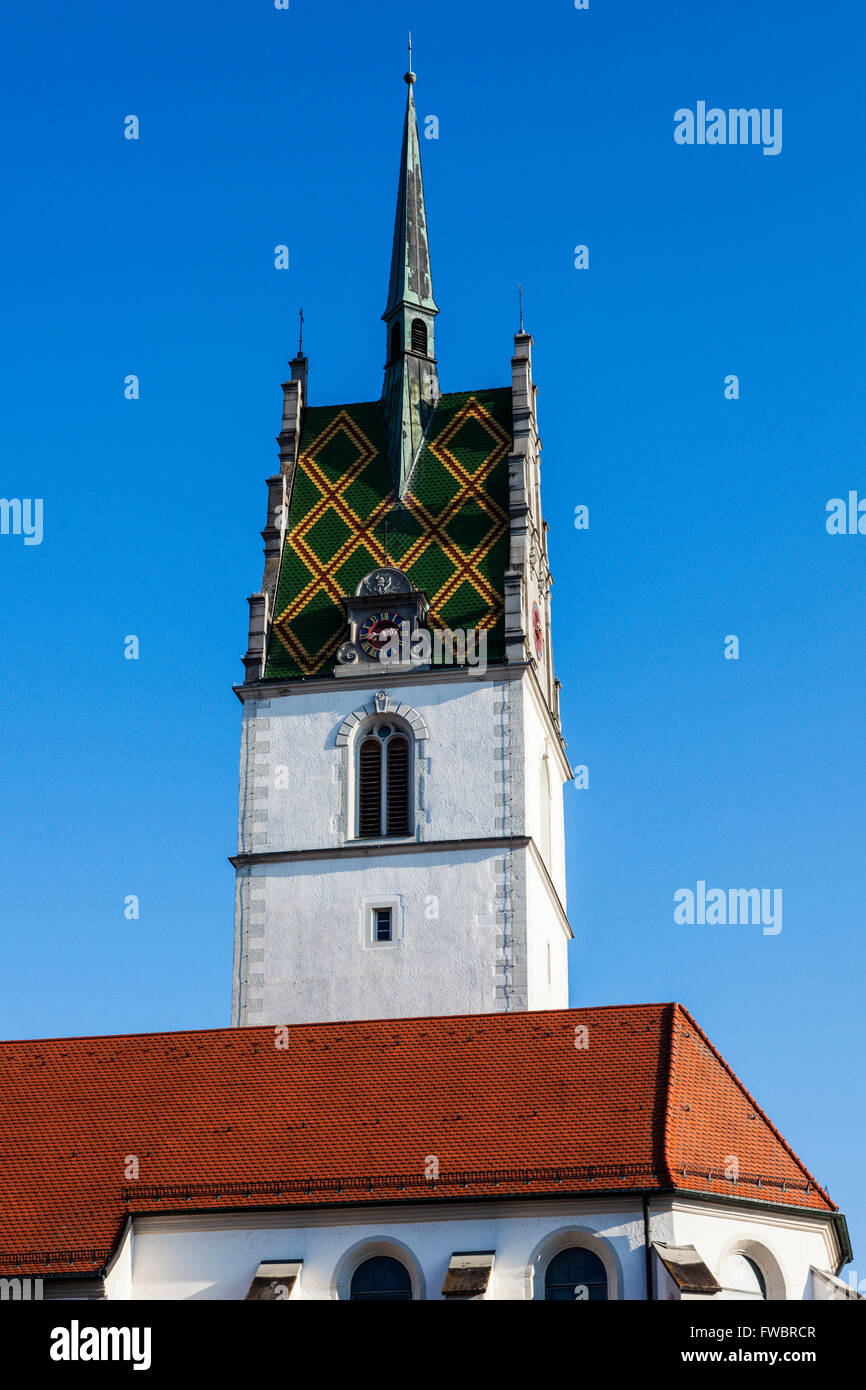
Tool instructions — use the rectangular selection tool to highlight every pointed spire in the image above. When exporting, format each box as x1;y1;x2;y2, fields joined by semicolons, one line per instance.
384;47;437;321
382;48;440;497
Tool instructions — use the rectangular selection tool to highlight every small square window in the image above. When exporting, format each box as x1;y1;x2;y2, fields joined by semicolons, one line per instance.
361;896;400;950
374;908;392;942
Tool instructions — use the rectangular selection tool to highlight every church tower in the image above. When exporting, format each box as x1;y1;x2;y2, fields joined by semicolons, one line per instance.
231;65;572;1027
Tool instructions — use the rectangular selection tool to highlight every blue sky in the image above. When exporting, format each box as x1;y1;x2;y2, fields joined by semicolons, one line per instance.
1;1;864;1266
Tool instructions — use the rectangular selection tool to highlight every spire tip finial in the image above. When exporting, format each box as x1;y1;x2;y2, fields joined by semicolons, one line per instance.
518;284;524;333
404;31;415;83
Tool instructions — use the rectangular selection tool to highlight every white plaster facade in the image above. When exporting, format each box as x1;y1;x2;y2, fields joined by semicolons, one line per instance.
102;1221;134;1302
112;1197;843;1301
231;668;571;1027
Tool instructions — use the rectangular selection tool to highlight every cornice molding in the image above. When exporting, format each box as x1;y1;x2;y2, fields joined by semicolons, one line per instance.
230;834;573;940
231;833;531;870
234;662;524;702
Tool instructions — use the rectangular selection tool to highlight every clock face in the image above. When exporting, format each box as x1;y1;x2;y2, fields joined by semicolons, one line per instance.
532;601;544;660
358;611;402;660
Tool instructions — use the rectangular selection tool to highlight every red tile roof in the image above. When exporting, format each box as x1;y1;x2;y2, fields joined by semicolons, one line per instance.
0;1003;834;1276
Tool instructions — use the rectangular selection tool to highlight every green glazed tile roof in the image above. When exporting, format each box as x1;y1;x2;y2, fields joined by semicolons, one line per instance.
265;387;513;680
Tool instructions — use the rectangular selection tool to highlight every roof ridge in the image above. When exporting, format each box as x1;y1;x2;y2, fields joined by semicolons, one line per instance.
0;1002;675;1049
676;1005;835;1212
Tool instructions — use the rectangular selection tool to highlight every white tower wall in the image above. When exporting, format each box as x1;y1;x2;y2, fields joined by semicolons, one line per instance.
231;670;571;1026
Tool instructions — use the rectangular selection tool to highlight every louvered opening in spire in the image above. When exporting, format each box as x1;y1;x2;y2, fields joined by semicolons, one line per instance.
411;318;428;355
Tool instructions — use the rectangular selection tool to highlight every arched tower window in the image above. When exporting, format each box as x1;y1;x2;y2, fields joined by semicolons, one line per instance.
357;723;412;838
390;322;401;360
544;1247;608;1301
350;1256;413;1301
411;318;428;355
